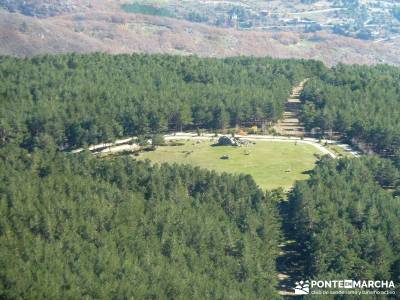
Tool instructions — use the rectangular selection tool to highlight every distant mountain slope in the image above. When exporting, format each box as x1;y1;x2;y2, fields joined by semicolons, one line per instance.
1;0;400;65
0;0;82;17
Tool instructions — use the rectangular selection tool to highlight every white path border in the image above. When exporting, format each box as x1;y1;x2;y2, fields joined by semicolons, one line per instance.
71;132;361;158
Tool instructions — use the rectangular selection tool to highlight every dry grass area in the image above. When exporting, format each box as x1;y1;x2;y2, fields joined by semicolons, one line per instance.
0;0;399;65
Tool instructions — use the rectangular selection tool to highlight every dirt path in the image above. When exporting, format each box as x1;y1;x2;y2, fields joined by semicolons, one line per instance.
71;133;362;158
274;79;308;137
237;135;337;158
272;80;318;297
276;201;307;297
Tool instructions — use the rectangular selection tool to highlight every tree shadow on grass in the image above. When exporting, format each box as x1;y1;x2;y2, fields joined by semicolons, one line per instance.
301;169;313;175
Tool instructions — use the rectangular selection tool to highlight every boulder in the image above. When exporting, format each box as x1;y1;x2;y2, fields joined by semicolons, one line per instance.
218;136;238;146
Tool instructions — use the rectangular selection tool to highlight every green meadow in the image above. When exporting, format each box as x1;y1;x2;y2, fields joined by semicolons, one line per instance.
138;140;323;190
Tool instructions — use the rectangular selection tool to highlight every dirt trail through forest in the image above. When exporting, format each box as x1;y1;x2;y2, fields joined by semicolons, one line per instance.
275;79;310;297
276;200;306;297
274;79;308;137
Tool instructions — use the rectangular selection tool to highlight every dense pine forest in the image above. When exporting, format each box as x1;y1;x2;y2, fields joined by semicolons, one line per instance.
300;64;400;161
289;157;400;279
0;144;281;299
1;53;400;298
0;53;324;150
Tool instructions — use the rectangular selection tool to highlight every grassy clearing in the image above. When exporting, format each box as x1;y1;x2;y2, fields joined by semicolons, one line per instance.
137;140;323;190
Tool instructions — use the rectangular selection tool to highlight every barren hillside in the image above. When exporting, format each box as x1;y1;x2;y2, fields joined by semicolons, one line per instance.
1;0;399;65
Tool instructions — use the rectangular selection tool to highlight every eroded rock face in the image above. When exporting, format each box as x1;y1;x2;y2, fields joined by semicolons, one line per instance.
0;0;77;18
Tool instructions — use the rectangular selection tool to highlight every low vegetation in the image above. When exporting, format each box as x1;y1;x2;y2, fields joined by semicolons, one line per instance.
121;3;174;18
121;0;400;41
2;5;400;66
138;140;323;190
0;0;77;17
